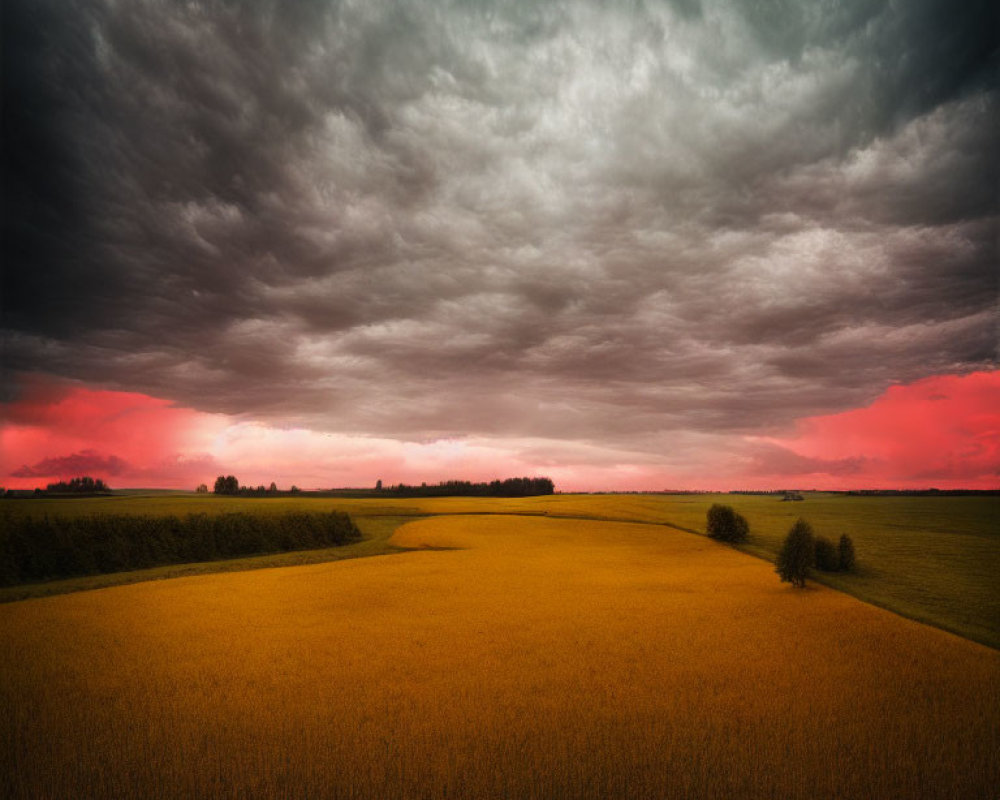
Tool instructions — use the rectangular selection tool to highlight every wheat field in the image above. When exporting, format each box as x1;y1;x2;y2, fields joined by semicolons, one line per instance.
2;514;998;798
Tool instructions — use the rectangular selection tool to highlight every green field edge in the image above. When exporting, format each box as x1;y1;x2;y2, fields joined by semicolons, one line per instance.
729;539;1000;652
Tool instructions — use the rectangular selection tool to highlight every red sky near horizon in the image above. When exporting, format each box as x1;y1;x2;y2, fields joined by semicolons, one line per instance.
2;370;997;492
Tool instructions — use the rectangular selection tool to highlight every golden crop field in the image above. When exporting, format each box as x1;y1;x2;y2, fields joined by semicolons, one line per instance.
5;492;997;650
2;514;997;799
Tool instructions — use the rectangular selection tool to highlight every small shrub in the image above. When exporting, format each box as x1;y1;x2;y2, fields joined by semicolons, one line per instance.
838;534;856;572
776;518;814;588
814;536;838;571
706;504;749;543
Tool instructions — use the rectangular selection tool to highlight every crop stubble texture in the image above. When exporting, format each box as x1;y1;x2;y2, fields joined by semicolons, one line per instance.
2;514;997;799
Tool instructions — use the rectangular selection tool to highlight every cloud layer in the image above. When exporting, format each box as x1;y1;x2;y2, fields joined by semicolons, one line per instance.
2;1;996;484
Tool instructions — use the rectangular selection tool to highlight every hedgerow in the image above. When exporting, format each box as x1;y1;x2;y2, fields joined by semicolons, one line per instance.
0;511;361;585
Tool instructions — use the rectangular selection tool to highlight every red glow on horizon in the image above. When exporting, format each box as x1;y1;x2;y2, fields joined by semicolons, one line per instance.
1;371;997;492
1;376;226;489
756;370;1000;490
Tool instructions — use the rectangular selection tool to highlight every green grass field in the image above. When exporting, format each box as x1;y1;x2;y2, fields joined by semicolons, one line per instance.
704;494;1000;649
2;492;998;648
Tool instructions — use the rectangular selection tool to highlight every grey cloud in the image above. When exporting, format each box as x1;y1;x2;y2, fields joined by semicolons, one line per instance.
759;95;998;228
2;0;996;457
11;450;131;479
746;441;871;478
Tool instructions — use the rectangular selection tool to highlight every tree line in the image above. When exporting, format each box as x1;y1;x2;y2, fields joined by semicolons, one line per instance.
379;477;555;498
776;520;855;587
1;476;113;497
46;476;111;494
705;503;856;588
208;476;300;496
0;510;361;586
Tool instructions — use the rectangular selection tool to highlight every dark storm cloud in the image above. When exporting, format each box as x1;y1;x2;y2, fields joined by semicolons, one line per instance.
11;450;131;479
2;0;996;449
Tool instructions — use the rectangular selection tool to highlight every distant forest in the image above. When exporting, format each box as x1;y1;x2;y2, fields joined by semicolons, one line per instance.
206;475;555;498
844;489;1000;496
3;476;115;496
45;476;111;494
381;477;555;498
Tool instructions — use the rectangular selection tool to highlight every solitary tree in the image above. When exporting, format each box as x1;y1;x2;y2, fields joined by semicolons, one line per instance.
196;483;208;494
776;518;814;588
838;534;856;572
268;482;278;494
706;504;750;543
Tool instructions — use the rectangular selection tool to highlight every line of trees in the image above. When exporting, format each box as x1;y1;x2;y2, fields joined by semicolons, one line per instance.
1;510;362;586
776;518;856;588
380;477;555;498
44;477;111;494
2;476;113;496
846;488;999;496
703;505;857;588
212;476;300;496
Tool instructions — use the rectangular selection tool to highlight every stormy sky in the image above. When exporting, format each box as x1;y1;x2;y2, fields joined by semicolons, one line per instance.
2;0;998;489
